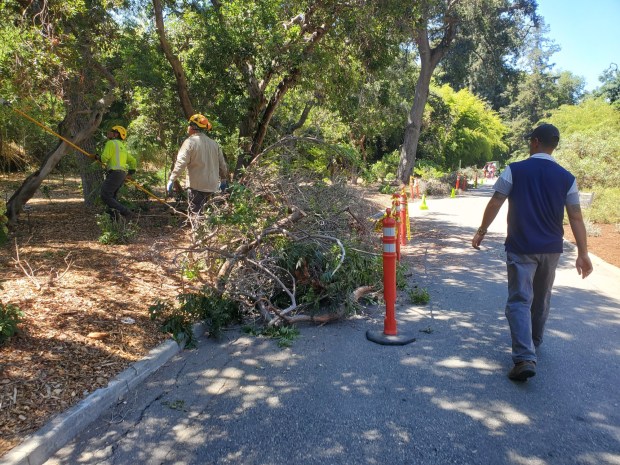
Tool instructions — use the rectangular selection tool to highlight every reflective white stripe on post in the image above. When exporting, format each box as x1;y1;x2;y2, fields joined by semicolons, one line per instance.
384;243;396;253
383;227;396;237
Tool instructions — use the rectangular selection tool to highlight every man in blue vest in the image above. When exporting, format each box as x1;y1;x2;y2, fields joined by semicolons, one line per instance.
472;123;593;381
100;125;137;220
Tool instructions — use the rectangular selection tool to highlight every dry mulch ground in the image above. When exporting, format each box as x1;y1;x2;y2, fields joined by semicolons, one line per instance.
1;176;191;456
1;176;618;457
563;223;620;268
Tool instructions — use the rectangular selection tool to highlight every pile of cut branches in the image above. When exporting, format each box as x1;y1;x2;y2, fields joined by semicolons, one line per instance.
153;150;385;338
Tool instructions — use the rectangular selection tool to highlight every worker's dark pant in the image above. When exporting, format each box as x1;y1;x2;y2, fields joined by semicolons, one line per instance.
187;188;213;217
101;170;130;217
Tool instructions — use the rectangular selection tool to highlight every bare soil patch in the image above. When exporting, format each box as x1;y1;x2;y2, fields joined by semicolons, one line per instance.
563;223;620;269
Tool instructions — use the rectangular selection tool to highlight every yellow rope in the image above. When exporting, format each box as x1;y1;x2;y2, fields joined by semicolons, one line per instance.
402;189;411;240
7;104;171;208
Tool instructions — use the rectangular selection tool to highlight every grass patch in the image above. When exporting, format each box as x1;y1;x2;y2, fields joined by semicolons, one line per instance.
408;286;430;305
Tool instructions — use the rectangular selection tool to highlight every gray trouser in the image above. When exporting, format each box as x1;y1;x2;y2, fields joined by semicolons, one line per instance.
505;252;561;363
187;188;213;216
101;170;130;216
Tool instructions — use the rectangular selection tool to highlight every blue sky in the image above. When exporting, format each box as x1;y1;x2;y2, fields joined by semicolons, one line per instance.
536;0;620;92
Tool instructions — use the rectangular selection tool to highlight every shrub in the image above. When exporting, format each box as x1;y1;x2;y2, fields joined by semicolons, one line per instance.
585;187;620;224
413;160;445;180
0;302;23;344
554;131;620;190
149;287;241;348
368;150;400;183
96;214;139;244
423;178;451;196
408;287;430;305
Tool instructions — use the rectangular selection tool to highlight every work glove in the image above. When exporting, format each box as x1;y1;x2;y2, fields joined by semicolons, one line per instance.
219;180;229;192
127;169;136;176
166;180;174;195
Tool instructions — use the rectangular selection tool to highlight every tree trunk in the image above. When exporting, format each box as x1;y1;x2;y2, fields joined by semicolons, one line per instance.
75;145;103;207
398;61;432;184
153;0;195;119
397;18;458;185
6;90;115;227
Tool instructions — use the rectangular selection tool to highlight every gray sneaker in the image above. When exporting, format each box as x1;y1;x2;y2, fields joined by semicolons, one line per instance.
508;361;536;381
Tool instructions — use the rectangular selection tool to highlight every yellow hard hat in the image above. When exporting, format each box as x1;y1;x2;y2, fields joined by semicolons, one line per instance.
111;125;127;140
188;114;212;131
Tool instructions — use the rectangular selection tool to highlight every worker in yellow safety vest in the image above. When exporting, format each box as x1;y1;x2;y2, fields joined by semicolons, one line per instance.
100;125;137;220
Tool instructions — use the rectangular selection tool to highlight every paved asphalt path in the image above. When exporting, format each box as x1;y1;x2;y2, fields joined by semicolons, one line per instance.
34;184;620;464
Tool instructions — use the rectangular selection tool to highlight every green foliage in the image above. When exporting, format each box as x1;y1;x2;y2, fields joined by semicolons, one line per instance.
408;286;430;305
585;187;620;224
274;240;382;313
413;160;446;180
39;185;53;201
549;98;620;135
96;214;138;245
0;301;23;344
180;257;205;281
549;99;620;191
149;287;241;348
379;183;396;195
206;183;269;235
432;85;508;169
594;64;620;104
396;262;408;290
0;201;9;246
368;150;400;183
243;325;300;348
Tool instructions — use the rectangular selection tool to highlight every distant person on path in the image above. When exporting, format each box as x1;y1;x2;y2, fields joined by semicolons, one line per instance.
167;114;228;218
471;123;593;382
100;125;136;220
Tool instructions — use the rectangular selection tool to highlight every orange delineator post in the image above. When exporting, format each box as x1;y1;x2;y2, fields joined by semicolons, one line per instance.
455;174;460;190
382;208;398;336
399;191;407;245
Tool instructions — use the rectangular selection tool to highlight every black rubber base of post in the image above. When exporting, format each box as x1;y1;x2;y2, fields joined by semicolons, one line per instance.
366;329;416;346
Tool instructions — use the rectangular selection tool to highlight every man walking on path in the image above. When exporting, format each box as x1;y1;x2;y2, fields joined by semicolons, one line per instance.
100;125;136;220
167;114;228;218
471;123;593;382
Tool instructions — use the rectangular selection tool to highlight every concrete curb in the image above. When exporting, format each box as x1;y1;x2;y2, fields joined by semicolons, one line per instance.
0;323;205;465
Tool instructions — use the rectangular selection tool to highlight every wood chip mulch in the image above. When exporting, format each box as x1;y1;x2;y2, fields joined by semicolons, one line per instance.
0;193;189;456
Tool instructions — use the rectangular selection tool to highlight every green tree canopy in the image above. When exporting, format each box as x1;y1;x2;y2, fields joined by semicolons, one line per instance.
548;98;620;189
431;85;507;169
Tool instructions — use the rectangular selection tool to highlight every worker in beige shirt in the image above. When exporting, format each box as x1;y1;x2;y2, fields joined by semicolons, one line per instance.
167;114;228;216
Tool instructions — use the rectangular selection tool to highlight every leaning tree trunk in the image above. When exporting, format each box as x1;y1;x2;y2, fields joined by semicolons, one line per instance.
397;18;458;185
65;80;104;206
398;60;433;185
74;142;102;207
6;89;115;227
